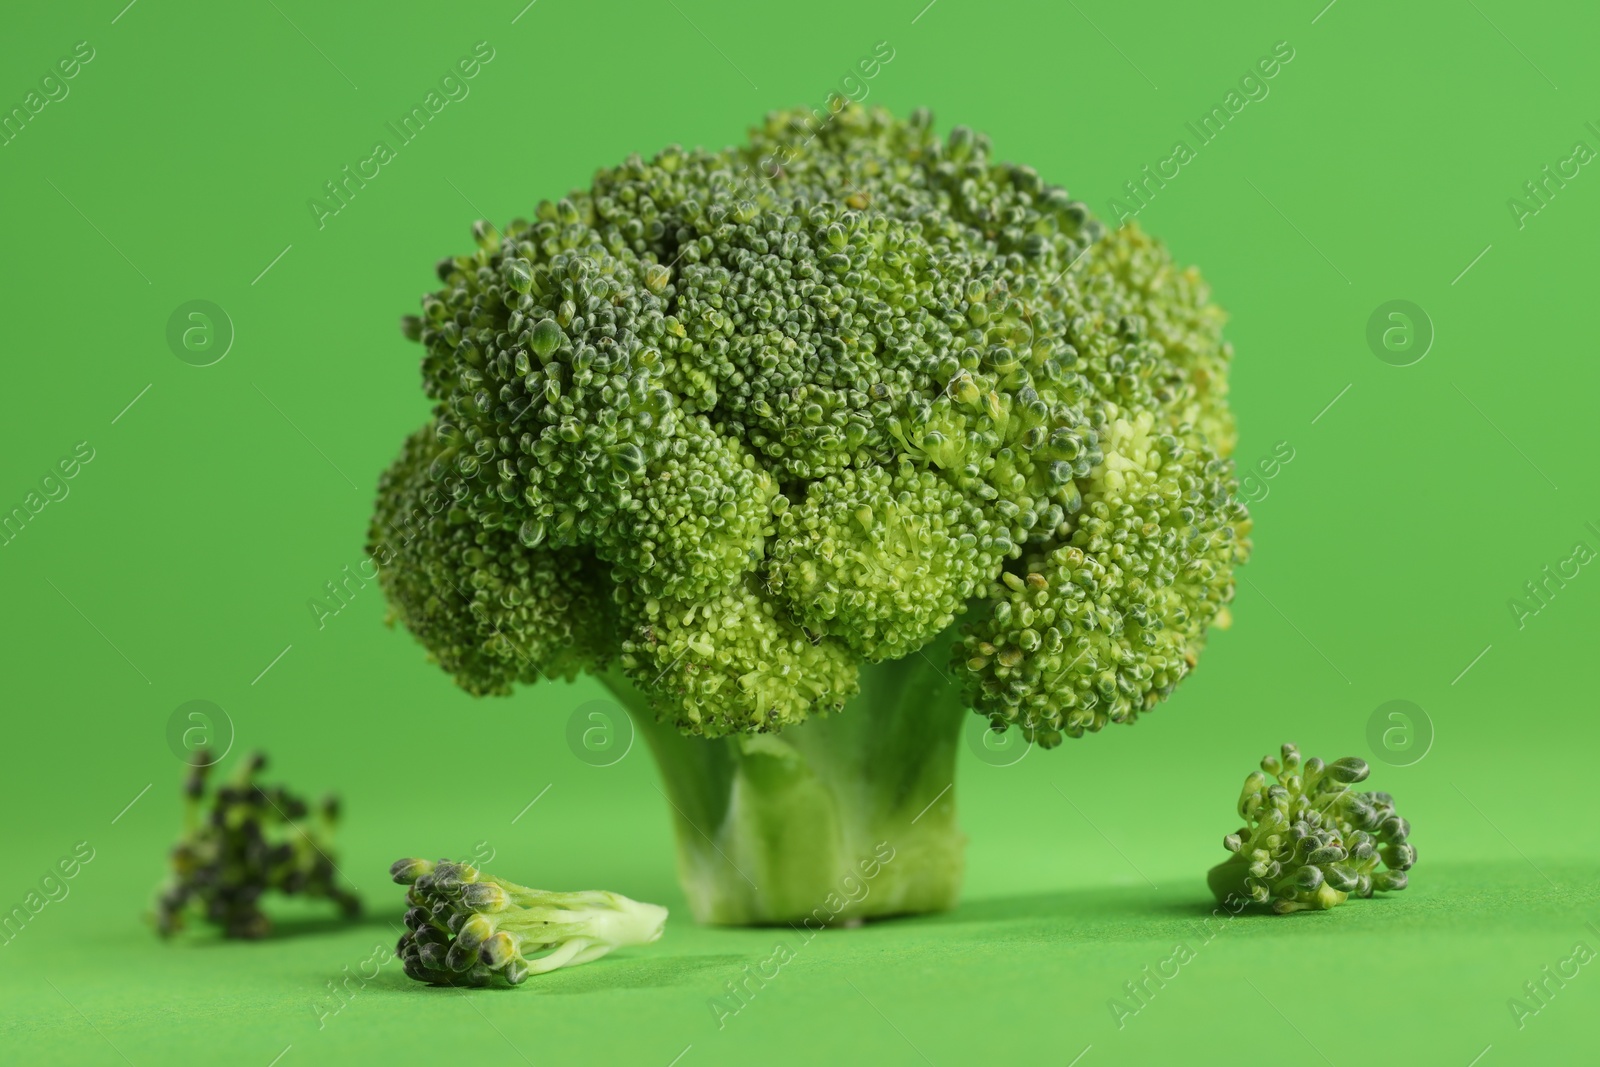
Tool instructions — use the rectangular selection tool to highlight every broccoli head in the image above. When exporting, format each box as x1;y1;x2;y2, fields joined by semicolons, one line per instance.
369;105;1249;923
1209;743;1416;913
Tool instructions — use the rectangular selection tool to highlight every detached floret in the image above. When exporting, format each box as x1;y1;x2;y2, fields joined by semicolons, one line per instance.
391;858;667;986
154;752;359;938
1209;743;1416;914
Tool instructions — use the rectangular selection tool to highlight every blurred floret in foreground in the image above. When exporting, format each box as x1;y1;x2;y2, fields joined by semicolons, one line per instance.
392;858;667;986
1209;742;1415;914
153;752;360;938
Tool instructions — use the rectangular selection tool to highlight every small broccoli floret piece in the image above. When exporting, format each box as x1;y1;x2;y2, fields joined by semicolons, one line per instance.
391;858;666;986
368;423;617;695
153;752;359;938
1208;743;1416;914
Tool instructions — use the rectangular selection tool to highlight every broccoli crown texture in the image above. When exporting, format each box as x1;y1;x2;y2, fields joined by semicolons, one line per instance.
1213;743;1416;914
370;104;1250;744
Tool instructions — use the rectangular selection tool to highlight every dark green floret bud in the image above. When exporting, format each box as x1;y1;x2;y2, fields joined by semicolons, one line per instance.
389;856;667;987
152;752;360;939
461;882;509;911
391;858;433;884
1373;870;1408;891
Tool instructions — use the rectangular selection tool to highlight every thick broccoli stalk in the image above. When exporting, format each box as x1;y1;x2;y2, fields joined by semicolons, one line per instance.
392;858;667;985
600;649;967;925
1208;743;1416;913
370;105;1250;926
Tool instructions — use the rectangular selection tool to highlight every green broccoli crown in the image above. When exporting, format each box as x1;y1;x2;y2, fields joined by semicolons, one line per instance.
1216;743;1416;914
370;104;1249;742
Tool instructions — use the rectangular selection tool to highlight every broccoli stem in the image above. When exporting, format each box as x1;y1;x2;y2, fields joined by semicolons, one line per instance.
598;652;969;926
1205;852;1252;906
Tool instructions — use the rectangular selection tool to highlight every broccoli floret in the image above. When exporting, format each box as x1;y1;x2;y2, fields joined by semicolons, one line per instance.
153;752;360;938
370;105;1250;924
1208;743;1416;914
371;423;616;695
391;858;666;986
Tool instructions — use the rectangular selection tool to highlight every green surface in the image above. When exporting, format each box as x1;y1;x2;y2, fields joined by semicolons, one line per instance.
3;0;1598;1064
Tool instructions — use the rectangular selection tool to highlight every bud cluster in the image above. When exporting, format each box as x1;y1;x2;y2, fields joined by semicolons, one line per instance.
154;752;360;938
1213;743;1416;914
392;857;667;986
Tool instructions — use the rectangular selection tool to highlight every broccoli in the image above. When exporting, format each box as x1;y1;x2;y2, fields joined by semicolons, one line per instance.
391;858;667;986
1208;743;1416;914
368;105;1250;924
154;752;360;938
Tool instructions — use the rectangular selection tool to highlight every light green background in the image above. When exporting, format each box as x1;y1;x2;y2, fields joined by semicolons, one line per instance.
2;0;1596;1064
